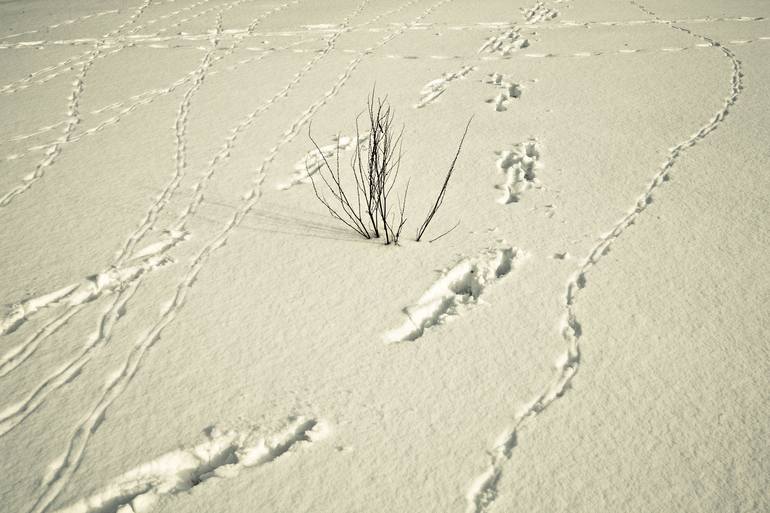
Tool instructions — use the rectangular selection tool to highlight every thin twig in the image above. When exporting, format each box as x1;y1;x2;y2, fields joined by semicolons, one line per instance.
415;115;473;242
428;219;460;243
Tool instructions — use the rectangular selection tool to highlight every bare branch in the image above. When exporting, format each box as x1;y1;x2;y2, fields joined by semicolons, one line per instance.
306;90;469;246
415;116;473;242
428;219;460;243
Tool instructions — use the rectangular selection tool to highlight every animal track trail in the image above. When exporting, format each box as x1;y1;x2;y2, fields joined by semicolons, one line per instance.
257;0;457;190
0;7;236;436
24;1;459;509
50;416;328;513
0;0;299;444
112;6;228;267
385;247;524;343
0;225;185;346
29;0;360;433
140;0;221;37
164;0;373;226
314;39;769;64
0;0;155;208
279;133;368;190
0;67;88;206
561;15;765;30
1;3;293;299
0;0;241;171
484;73;522;111
0;0;215;94
0;0;323;468
149;0;424;210
3;42;304;166
0;49;94;95
92;0;424;119
95;0;371;257
25;184;265;513
479;27;529;56
0;284;79;336
196;0;458;266
0;38;102;50
0;253;175;383
367;15;763;32
93;0;412;118
0;47;123;97
464;3;744;511
477;1;558;60
0;0;309;166
0;1;187;50
2;0;412;163
414;65;476;108
494;140;541;204
0;122;68;147
24;1;454;508
0;280;142;438
0;0;217;52
354;0;422;29
0;0;189;46
0;9;120;41
0;0;334;411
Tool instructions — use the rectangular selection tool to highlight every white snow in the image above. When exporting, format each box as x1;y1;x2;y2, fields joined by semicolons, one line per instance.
0;1;768;513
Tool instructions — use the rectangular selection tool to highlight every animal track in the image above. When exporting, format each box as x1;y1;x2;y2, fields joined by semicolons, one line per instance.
0;0;300;370
51;417;327;513
285;39;770;64
494;140;541;204
0;0;157;208
0;241;189;437
479;28;529;56
523;1;559;24
0;250;177;381
0;121;67;146
415;65;476;108
464;2;745;511
0;0;264;206
280;133;368;190
0;0;300;385
0;49;94;95
88;0;414;119
3;39;311;165
484;73;522;111
385;247;524;343
0;9;119;42
22;3;460;512
0;285;79;337
0;0;218;94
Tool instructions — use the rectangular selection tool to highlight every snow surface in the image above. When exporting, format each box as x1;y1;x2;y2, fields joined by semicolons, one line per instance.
1;0;768;512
